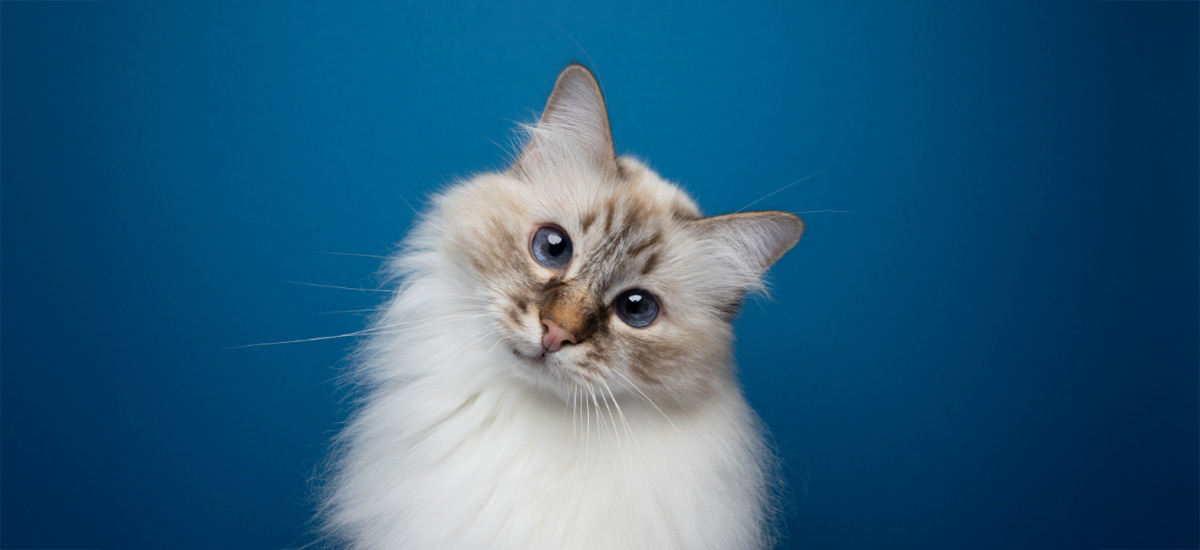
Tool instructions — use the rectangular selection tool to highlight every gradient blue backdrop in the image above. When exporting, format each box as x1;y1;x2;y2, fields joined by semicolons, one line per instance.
3;1;1197;548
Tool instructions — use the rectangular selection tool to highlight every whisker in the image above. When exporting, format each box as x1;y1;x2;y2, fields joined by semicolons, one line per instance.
586;382;615;449
226;322;408;349
598;382;621;449
320;251;390;260
233;312;491;349
315;308;379;316
734;170;825;213
423;324;503;371
370;314;494;334
587;382;603;443
280;535;323;550
599;377;633;447
476;337;503;365
464;321;503;341
584;382;592;454
395;192;421;216
439;293;494;303
283;280;397;294
432;324;501;359
599;379;633;475
611;369;684;439
563;384;573;430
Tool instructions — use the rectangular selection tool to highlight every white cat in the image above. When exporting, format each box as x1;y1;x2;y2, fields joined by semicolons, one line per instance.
319;65;803;550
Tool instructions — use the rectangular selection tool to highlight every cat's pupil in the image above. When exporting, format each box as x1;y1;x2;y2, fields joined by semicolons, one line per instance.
627;294;644;312
614;289;659;328
546;233;565;256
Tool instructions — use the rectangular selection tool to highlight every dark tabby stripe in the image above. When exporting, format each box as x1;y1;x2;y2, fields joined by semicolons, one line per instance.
640;252;660;276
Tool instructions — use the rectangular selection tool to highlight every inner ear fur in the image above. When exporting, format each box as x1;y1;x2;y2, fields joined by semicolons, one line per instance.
694;210;805;278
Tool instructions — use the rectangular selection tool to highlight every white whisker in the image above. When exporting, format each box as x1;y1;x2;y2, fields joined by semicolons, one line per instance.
599;379;632;476
283;280;398;294
440;293;494;303
571;386;579;438
584;382;592;454
315;308;379;315
586;382;614;449
734;169;825;213
395;192;421;216
599;377;633;448
226;322;406;349
233;312;491;349
321;251;390;260
611;369;683;439
598;381;621;449
479;336;502;359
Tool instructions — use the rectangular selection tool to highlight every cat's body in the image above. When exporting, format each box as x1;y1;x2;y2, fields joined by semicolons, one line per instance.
321;66;802;550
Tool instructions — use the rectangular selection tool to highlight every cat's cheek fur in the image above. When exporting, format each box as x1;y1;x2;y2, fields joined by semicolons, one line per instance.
436;176;537;290
622;321;735;404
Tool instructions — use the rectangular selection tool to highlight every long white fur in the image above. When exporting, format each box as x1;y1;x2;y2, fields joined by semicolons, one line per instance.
318;66;797;550
319;213;779;548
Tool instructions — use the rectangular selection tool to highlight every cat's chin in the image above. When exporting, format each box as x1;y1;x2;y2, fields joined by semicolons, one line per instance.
510;347;548;365
509;346;575;373
507;345;589;394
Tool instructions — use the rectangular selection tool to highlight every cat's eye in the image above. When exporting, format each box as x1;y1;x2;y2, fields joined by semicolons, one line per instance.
614;289;659;328
530;225;573;269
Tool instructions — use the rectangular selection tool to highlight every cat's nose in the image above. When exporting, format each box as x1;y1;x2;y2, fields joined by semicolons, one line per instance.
541;318;577;353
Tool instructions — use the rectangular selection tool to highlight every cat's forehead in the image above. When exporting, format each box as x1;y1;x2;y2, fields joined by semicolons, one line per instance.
529;159;700;226
445;157;706;293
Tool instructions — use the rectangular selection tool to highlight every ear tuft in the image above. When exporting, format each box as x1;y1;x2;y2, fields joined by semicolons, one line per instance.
515;64;619;177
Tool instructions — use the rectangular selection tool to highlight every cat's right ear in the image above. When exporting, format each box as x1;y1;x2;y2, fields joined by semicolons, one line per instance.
513;64;620;178
693;211;805;298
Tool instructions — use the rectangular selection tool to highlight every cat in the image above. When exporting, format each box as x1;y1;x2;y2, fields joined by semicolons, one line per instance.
318;64;804;550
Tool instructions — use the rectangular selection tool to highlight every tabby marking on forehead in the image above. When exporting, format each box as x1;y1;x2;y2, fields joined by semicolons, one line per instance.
640;252;661;276
602;197;618;234
627;231;662;258
580;211;597;234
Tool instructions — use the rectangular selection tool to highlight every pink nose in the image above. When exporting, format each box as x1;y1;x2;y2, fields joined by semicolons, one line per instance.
541;318;577;353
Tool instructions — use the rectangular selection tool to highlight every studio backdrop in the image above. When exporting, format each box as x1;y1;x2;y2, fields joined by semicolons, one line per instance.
2;1;1197;549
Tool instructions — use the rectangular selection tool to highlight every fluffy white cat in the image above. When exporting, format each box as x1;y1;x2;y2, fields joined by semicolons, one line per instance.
319;65;803;550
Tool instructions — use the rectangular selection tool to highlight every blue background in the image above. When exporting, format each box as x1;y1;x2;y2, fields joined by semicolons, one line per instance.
3;1;1197;548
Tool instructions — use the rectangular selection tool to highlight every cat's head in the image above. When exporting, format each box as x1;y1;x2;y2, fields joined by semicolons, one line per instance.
433;65;802;406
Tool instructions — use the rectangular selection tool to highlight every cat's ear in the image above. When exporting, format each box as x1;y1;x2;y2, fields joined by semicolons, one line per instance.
514;64;620;177
693;211;804;295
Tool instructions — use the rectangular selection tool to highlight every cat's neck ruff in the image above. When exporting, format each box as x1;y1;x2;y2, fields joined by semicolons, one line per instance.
325;271;774;550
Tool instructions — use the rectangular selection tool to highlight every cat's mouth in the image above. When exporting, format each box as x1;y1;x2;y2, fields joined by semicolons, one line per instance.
511;348;548;364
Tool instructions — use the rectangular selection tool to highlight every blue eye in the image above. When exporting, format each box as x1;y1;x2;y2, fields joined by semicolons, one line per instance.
614;289;659;328
531;225;572;269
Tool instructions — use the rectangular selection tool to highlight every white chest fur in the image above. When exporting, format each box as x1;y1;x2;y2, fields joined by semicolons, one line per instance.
323;289;773;550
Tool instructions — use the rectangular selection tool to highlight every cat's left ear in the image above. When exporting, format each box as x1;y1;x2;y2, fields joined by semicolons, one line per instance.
514;64;620;177
693;211;804;294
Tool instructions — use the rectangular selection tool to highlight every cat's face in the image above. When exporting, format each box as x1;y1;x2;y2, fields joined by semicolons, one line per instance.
435;66;802;406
